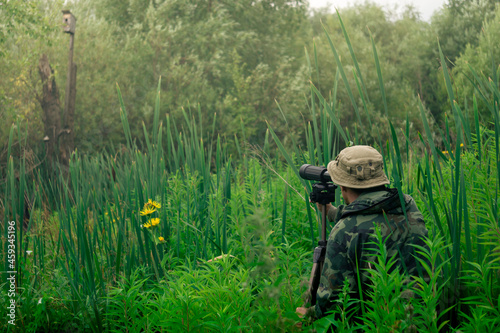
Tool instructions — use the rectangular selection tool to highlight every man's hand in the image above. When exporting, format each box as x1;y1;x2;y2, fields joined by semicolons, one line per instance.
316;202;333;213
296;306;315;319
316;202;338;222
296;307;308;318
296;306;316;328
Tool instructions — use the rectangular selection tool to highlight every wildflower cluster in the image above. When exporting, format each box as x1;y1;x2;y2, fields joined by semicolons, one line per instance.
140;199;165;244
441;143;465;157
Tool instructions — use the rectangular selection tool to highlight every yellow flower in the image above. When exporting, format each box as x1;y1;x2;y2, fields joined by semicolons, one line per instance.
141;221;152;228
142;199;161;214
158;236;164;242
150;200;161;209
150;218;160;226
146;199;161;209
140;206;156;216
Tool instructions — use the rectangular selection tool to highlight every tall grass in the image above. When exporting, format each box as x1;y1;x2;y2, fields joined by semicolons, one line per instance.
268;10;500;331
1;74;313;331
1;10;500;332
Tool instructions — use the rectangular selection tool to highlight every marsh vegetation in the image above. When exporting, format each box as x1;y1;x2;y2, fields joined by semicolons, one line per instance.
1;0;500;331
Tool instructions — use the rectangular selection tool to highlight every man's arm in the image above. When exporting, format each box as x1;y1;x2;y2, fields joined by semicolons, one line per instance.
314;224;351;318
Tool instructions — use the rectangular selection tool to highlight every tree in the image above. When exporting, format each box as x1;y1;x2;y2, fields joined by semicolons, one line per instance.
0;0;59;163
432;0;498;64
450;6;500;125
63;0;310;150
37;54;63;165
429;0;499;124
307;2;436;146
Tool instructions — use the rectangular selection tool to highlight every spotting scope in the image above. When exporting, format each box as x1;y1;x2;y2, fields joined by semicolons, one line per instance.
299;164;331;183
299;164;336;205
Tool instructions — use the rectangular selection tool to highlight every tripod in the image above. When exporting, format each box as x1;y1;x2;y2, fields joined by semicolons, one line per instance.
306;182;336;306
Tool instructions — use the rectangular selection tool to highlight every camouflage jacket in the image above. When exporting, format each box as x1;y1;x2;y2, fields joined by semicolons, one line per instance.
314;188;428;319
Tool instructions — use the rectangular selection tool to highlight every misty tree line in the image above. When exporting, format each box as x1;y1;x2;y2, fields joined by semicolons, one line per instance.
1;0;499;162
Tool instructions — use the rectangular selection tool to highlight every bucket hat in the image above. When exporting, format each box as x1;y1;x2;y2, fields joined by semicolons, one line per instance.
327;145;389;189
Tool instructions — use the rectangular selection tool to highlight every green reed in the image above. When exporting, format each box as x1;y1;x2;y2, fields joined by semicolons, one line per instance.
2;68;309;331
3;9;500;332
267;10;500;331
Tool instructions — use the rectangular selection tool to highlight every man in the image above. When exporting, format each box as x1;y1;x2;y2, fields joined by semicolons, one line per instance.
297;145;428;321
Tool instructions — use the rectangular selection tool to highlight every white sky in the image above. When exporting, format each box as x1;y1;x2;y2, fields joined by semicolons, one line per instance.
308;0;447;21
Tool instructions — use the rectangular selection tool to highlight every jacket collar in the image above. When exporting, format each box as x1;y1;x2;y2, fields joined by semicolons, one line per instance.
340;188;402;218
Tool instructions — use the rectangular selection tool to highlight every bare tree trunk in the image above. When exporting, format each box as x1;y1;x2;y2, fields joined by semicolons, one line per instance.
38;54;62;166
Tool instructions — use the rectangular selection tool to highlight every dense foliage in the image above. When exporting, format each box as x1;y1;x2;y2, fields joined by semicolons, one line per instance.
2;0;500;159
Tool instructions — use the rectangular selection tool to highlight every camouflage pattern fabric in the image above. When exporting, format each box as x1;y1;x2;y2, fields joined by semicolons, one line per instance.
314;188;428;319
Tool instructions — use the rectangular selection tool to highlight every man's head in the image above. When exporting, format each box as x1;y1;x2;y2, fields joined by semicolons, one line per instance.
327;145;389;201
